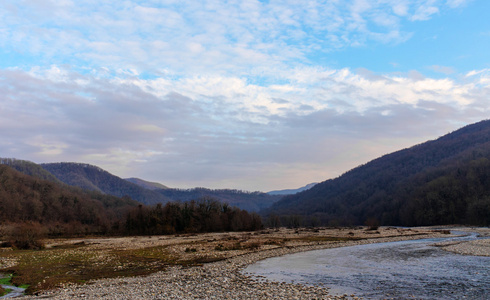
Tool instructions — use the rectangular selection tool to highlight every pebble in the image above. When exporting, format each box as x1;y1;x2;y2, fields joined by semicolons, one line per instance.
440;239;490;257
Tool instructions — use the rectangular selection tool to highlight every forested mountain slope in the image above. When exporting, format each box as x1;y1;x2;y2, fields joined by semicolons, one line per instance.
0;164;261;238
0;164;139;234
125;177;169;190
41;163;281;211
41;163;171;205
265;120;490;226
1;158;62;184
267;182;318;195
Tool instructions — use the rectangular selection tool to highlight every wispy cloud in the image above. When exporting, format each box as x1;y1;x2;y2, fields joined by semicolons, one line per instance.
429;65;455;75
0;0;468;78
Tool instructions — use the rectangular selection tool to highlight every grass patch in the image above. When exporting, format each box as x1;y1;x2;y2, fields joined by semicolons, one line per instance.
1;241;242;294
0;245;180;295
0;274;13;297
50;241;87;249
0;274;13;285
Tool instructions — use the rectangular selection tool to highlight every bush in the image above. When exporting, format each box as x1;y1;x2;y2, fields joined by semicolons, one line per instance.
9;223;46;250
365;218;380;231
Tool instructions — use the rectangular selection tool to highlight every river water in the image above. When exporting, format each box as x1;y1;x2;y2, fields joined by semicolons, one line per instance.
244;232;490;299
0;274;25;299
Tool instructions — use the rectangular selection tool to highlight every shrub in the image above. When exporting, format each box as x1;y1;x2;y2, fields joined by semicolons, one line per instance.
365;218;380;231
8;223;46;250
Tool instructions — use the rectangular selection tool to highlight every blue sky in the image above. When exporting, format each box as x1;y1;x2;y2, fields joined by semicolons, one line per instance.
1;0;489;191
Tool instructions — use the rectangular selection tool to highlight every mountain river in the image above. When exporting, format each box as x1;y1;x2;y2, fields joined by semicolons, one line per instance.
243;231;489;299
0;274;25;299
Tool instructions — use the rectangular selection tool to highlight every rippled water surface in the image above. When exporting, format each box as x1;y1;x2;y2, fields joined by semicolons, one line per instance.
244;233;490;299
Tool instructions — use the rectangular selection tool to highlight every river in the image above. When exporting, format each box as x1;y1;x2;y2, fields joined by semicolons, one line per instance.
0;274;25;299
243;231;490;299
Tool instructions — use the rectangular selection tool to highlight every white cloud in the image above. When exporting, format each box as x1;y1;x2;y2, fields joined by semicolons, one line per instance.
411;1;440;21
466;68;490;77
1;65;489;190
0;1;487;190
446;0;472;8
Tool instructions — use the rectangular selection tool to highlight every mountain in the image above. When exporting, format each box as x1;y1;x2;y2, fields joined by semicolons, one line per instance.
40;162;280;211
125;177;169;190
265;119;490;227
40;163;171;205
0;164;261;238
156;188;283;212
267;183;318;195
0;164;139;234
1;158;62;184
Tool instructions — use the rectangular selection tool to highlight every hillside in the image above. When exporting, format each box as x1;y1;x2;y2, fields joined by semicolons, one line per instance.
0;164;139;234
125;177;169;190
0;164;262;240
1;158;62;184
40;162;281;211
265;119;490;227
157;188;283;212
41;163;171;205
267;182;318;195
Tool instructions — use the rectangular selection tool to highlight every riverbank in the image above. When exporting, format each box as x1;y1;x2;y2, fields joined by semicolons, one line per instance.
433;226;490;257
0;227;453;299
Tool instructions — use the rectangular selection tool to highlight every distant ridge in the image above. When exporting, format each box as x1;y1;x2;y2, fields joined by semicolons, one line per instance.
41;162;171;205
38;162;282;211
125;177;169;190
267;182;318;195
265;119;490;227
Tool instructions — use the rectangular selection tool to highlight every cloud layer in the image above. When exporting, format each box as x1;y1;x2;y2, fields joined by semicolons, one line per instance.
0;0;488;191
2;65;488;190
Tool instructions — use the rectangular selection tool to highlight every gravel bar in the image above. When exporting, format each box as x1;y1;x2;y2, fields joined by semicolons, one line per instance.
20;234;447;300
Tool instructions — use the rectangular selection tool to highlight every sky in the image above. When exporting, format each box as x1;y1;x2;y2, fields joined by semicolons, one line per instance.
1;0;489;192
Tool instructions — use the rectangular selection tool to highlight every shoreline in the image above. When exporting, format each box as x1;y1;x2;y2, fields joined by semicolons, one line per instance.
432;226;490;257
14;227;472;300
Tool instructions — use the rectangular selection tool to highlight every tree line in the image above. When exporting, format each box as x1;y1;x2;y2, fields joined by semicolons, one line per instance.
122;198;262;235
0;165;263;248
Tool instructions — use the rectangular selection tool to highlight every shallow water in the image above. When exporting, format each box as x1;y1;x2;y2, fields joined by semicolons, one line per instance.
0;274;25;299
244;232;490;299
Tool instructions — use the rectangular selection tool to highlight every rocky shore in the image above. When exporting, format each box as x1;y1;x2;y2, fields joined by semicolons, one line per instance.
1;226;485;299
12;227;458;300
434;226;490;257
